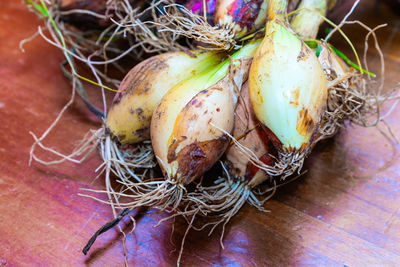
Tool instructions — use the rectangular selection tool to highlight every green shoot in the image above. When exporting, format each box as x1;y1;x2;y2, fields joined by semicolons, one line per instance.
305;40;375;77
304;40;322;57
238;27;265;42
329;45;376;77
36;0;75;74
325;27;333;42
25;0;48;17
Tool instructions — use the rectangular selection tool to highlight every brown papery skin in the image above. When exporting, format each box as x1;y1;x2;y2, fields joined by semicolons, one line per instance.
225;82;275;188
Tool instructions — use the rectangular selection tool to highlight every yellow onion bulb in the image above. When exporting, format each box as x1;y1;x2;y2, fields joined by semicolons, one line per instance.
151;40;260;185
105;50;224;144
249;16;328;152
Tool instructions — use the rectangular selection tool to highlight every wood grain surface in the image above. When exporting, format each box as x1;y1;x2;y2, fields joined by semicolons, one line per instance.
1;1;400;266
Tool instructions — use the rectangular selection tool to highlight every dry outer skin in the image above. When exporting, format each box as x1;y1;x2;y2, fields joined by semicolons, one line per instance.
151;59;252;185
226;82;274;187
105;50;223;144
318;43;348;75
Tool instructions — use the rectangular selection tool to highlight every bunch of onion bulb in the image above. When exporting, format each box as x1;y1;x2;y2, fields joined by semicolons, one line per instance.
177;0;330;234
80;40;262;221
30;0;393;264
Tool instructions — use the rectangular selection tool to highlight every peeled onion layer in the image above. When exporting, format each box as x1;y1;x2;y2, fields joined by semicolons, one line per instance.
106;50;224;144
151;40;261;185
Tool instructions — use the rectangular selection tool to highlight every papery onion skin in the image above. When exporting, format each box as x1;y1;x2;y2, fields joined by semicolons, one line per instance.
106;50;224;144
318;43;348;75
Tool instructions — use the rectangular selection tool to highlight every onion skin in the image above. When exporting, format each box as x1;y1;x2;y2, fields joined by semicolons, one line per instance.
225;82;275;188
105;50;224;144
214;0;269;38
249;0;328;152
316;43;350;139
318;43;348;75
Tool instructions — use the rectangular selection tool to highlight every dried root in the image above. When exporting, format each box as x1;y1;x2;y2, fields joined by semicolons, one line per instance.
30;125;156;220
211;122;308;180
175;162;306;251
79;178;191;219
106;0;189;53
114;2;237;51
150;4;237;50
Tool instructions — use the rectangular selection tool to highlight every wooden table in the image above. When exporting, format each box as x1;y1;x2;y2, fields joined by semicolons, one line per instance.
1;1;400;266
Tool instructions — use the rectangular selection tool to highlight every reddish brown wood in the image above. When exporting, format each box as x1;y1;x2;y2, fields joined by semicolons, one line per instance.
1;1;400;266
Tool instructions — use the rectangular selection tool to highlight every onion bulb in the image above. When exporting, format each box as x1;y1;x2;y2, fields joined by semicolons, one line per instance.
181;82;277;231
151;40;260;185
106;50;224;144
91;40;260;227
249;0;328;174
83;50;224;204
